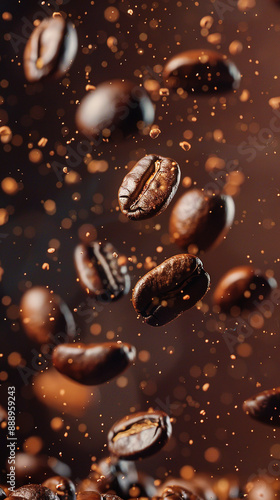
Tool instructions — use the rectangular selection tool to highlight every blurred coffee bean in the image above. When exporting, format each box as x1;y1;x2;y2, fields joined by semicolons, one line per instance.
243;387;280;426
20;287;76;344
118;154;181;221
163;50;241;93
191;475;217;500
161;486;200;500
10;484;58;500
0;488;6;500
23;17;78;82
76;80;155;141
244;477;276;500
52;342;136;385
213;266;277;313
42;477;76;500
14;453;71;486
169;190;235;253
77;494;123;500
132;254;210;327
74;242;130;302
108;410;172;460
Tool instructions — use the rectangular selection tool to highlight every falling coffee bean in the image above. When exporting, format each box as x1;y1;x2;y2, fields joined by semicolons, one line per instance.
74;242;131;302
20;287;76;344
163;49;241;93
118;154;181;221
132;254;210;327
243;387;280;426
76;80;155;141
52;342;136;386
23;16;78;82
107;410;172;460
213;266;277;313
42;477;76;500
169;189;235;253
160;486;200;500
10;484;58;500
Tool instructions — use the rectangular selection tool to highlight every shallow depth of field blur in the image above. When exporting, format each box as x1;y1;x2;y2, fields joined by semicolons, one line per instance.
1;0;280;486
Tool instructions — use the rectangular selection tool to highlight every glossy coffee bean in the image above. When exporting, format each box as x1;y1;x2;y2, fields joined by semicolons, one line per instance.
108;410;172;460
161;486;200;500
42;477;76;500
52;342;136;385
10;485;58;500
118;154;181;221
14;453;71;486
77;494;123;500
243;387;280;426
213;266;277;313
20;287;76;344
74;242;130;302
23;17;78;82
163;50;241;93
132;254;210;327
169;190;235;253
76;80;155;141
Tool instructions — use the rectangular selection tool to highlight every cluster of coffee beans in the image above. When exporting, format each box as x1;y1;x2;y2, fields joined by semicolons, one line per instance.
6;5;280;500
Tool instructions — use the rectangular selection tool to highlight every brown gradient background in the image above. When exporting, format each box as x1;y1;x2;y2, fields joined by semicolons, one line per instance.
1;0;280;487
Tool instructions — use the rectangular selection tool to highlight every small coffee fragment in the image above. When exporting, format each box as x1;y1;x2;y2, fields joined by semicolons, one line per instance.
23;16;78;82
74;242;130;301
169;189;235;253
118;155;181;221
132;254;210;327
52;342;136;385
42;477;76;500
108;410;172;460
243;387;280;426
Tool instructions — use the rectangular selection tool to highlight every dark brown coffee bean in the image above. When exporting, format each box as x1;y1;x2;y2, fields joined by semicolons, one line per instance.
14;453;71;487
163;50;241;93
161;486;200;500
132;254;210;327
52;342;136;385
42;477;76;500
118;155;181;221
76;80;155;141
213;266;277;313
10;485;58;500
108;410;172;460
169;190;235;253
243;387;280;426
77;494;123;500
20;287;76;344
23;17;78;82
74;242;130;302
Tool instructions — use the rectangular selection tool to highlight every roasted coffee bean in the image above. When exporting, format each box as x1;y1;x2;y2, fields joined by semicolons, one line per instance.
161;486;200;500
169;190;235;253
79;458;136;495
52;342;136;386
163;50;241;93
132;254;210;327
14;453;71;487
74;242;130;302
20;287;76;344
243;387;280;426
213;266;277;313
23;17;78;82
118;154;181;221
108;410;172;460
76;80;155;141
77;494;123;500
10;485;58;500
42;477;76;500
